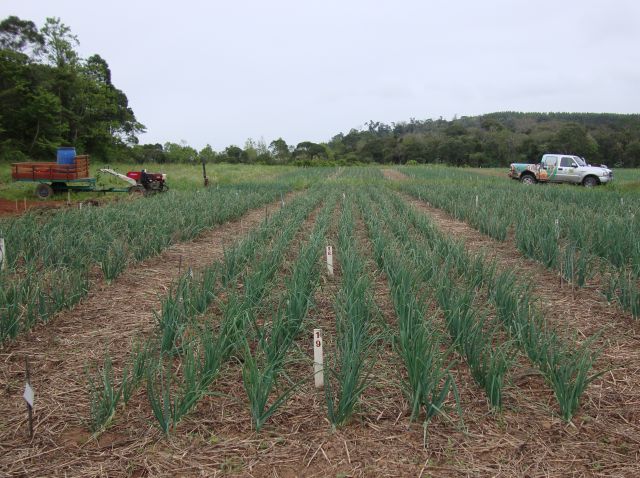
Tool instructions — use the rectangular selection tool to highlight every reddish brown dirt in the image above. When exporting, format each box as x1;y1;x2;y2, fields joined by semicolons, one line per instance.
0;198;110;217
0;198;66;216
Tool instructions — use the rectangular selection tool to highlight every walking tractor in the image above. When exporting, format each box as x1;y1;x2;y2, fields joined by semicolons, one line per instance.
10;147;169;198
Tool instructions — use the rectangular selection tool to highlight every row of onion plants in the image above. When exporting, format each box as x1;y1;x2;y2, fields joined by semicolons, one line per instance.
381;184;603;421
357;191;458;432
241;193;337;431
399;166;640;318
88;188;324;432
0;183;295;345
324;194;379;428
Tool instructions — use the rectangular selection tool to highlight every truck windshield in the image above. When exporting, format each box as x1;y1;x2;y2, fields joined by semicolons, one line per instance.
575;157;586;166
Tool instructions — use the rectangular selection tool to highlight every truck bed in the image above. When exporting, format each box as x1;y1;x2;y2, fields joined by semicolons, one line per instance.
11;156;90;181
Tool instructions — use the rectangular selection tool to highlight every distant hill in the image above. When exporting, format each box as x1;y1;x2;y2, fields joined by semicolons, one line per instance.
121;112;640;167
320;112;640;167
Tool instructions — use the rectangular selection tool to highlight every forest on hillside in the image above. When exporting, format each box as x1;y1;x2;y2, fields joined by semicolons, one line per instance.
2;16;640;168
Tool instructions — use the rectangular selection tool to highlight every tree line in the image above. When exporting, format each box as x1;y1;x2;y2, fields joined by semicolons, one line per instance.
131;113;640;168
0;16;143;163
2;16;640;168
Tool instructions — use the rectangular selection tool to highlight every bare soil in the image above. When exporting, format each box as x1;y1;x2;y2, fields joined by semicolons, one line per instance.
0;198;67;216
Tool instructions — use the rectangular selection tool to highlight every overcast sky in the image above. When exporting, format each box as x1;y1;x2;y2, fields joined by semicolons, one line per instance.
3;1;640;150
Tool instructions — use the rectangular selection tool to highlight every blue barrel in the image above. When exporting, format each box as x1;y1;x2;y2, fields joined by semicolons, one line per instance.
57;147;76;165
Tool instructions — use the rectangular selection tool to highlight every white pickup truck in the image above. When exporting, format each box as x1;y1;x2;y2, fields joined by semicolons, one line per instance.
508;154;613;187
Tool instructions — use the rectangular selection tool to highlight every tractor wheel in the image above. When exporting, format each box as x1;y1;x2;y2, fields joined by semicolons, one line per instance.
520;174;536;185
128;185;145;195
583;176;598;188
35;183;53;199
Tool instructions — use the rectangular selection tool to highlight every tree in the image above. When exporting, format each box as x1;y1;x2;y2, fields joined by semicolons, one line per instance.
243;138;257;163
551;123;598;159
293;141;327;161
222;145;245;163
623;140;640;168
199;144;218;164
0;16;44;56
268;137;290;163
40;17;79;68
164;141;197;163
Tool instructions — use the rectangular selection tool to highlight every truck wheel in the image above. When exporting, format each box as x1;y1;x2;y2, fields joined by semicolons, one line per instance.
35;183;53;199
520;174;536;185
583;176;598;188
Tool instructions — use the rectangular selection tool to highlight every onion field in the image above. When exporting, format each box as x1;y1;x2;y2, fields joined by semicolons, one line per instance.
0;166;638;477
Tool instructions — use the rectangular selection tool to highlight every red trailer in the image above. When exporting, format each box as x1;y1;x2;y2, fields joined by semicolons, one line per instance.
11;155;100;198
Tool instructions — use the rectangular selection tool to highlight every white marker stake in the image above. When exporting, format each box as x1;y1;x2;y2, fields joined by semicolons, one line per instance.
23;382;34;408
313;329;324;388
0;238;5;270
326;246;334;276
475;195;478;208
24;358;34;438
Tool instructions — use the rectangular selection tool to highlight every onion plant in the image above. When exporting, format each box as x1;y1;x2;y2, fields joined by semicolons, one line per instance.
324;199;378;428
242;195;336;431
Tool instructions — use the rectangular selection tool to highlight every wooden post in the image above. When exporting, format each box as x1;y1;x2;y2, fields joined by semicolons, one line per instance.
202;157;209;187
